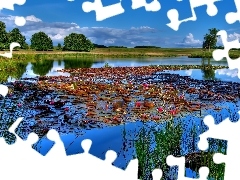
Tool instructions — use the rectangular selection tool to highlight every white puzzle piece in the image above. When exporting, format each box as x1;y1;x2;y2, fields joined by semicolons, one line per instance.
198;112;240;180
166;155;209;180
0;117;162;180
166;0;221;31
212;30;240;79
0;0;26;10
0;42;21;58
225;0;240;24
0;84;8;98
82;0;125;21
0;1;27;26
131;0;161;12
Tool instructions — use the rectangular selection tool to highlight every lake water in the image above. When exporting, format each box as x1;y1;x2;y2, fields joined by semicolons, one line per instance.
4;56;238;179
7;56;239;83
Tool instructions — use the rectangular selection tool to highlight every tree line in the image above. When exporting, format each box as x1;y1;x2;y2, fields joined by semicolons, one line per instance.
0;20;226;52
0;21;94;51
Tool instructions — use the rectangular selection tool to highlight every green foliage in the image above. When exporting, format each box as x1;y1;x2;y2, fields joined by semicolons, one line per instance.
0;59;28;82
0;21;9;50
57;43;62;50
202;28;220;51
8;28;27;49
135;120;182;179
93;43;108;48
30;31;53;51
63;33;94;52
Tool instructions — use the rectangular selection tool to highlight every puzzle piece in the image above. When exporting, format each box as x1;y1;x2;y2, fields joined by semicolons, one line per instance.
166;155;209;180
131;0;161;12
198;111;240;179
212;30;240;79
225;0;240;24
0;84;8;97
0;117;146;180
0;117;67;179
152;168;163;180
0;0;26;10
166;0;221;31
0;1;27;26
0;42;21;58
82;0;125;21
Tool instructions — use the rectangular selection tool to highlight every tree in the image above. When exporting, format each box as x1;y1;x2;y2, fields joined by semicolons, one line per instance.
57;43;62;50
63;33;94;52
30;32;53;51
202;28;220;52
8;28;27;49
0;21;9;50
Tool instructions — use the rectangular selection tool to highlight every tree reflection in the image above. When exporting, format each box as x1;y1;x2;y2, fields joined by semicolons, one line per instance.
64;58;94;69
31;60;53;76
201;58;216;80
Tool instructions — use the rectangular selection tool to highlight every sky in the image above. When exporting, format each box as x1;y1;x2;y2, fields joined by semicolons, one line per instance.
0;0;240;47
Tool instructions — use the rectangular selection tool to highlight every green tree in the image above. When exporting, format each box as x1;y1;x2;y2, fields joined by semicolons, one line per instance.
202;28;220;52
8;28;27;49
30;32;53;51
57;43;62;50
63;33;94;52
0;21;9;50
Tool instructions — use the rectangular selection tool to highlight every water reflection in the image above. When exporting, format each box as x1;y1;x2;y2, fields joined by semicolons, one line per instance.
0;57;233;82
1;57;238;179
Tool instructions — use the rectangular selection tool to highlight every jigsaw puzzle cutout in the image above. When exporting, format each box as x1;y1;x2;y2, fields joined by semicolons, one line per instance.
198;112;240;180
166;0;221;31
0;42;21;58
212;30;240;79
166;155;209;180
0;115;161;179
82;0;125;21
0;0;26;10
0;1;26;26
225;0;240;24
131;0;161;12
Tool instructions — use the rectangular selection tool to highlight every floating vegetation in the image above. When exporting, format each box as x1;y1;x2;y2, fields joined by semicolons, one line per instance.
0;64;237;180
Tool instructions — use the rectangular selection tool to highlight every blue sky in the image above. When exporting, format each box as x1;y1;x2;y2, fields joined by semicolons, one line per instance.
0;0;240;47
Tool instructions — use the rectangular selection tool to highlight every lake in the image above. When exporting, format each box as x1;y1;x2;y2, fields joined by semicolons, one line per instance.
2;56;237;179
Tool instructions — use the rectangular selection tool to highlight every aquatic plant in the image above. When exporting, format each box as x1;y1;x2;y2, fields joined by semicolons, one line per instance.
135;119;182;180
0;87;25;144
103;62;111;68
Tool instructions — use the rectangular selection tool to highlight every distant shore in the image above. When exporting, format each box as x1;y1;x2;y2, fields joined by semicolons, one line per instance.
0;48;239;59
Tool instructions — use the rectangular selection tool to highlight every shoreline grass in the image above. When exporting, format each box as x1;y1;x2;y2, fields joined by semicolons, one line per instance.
0;48;239;59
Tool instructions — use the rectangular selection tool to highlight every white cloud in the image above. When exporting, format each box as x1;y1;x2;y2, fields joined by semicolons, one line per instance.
25;15;42;22
175;33;202;47
215;69;238;78
217;32;240;46
0;13;168;46
104;39;115;44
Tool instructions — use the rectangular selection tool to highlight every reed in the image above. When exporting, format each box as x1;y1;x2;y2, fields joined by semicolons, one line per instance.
135;119;182;179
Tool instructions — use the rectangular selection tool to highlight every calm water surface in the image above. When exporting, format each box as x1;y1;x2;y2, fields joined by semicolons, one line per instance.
6;57;238;179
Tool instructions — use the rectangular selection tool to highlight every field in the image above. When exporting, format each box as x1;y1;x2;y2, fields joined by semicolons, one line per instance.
1;47;239;59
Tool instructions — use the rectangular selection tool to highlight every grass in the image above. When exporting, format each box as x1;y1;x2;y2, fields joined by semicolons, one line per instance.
1;48;239;59
135;120;182;179
135;120;226;180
